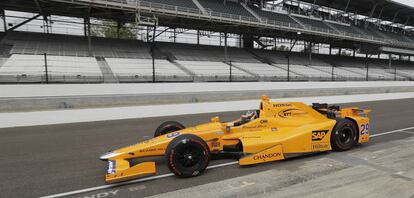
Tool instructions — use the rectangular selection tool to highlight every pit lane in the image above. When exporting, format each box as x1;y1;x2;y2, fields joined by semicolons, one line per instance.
1;98;413;198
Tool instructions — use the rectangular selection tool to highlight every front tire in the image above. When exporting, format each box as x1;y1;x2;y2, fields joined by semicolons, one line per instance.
166;134;210;178
331;118;357;151
154;121;185;137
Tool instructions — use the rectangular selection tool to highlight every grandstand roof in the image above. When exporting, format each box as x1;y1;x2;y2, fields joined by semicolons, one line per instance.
298;0;414;26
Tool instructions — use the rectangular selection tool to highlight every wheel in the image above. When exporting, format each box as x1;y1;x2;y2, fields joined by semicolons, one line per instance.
166;134;210;178
330;118;357;151
154;121;185;137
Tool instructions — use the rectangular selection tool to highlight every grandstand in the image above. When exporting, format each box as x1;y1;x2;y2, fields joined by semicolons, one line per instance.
0;0;413;83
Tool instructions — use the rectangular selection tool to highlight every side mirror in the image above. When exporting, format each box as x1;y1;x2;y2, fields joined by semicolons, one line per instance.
211;116;220;123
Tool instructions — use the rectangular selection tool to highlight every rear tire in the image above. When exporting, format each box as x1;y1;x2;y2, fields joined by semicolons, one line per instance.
166;134;210;178
331;119;357;151
154;121;185;137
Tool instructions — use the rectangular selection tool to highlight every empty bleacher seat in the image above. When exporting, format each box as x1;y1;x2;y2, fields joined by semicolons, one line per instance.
232;62;288;81
250;7;298;26
105;58;191;82
141;0;199;9
176;60;254;81
293;16;333;31
326;22;362;36
0;54;102;83
198;0;254;19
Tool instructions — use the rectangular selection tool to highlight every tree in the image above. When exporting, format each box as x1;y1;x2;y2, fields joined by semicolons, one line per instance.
92;20;136;39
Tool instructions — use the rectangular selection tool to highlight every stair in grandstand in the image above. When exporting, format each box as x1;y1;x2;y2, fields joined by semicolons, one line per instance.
0;44;13;57
96;57;119;83
226;61;260;81
245;49;273;65
241;3;263;22
170;61;196;79
191;0;208;15
288;15;306;29
323;22;341;34
0;57;7;69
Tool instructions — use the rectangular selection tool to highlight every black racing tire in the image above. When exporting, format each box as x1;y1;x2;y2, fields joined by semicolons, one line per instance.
154;121;185;137
166;134;210;178
331;118;357;151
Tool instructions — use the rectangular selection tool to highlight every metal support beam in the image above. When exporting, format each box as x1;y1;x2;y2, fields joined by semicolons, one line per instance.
286;39;298;82
175;28;178;43
117;22;120;39
152;27;170;41
365;53;369;81
197;30;199;45
85;17;92;57
224;32;228;63
364;3;378;29
389;54;392;69
34;0;44;16
44;53;49;84
6;14;41;33
1;10;7;31
308;42;312;65
151;25;157;83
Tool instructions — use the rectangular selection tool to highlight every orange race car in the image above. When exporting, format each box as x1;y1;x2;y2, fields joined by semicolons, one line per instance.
100;95;370;183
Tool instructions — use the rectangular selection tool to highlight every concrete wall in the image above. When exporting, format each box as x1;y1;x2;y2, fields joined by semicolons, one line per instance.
0;82;413;112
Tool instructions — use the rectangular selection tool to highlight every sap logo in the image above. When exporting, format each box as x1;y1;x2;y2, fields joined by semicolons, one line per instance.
253;152;281;160
312;130;329;141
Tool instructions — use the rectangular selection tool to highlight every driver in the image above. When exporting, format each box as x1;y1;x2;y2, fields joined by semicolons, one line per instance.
234;110;258;126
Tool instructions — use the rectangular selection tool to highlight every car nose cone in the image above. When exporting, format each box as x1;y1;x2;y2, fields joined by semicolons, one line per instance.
100;151;119;160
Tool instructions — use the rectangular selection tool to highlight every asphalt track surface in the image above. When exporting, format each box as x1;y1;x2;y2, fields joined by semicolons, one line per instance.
1;98;414;198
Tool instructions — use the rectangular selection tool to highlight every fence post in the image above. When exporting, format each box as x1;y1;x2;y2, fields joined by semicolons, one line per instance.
44;53;49;84
394;67;397;81
331;65;334;81
229;60;232;82
365;53;369;81
287;56;290;82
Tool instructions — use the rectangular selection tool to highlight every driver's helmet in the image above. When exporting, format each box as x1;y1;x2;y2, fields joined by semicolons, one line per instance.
241;110;257;121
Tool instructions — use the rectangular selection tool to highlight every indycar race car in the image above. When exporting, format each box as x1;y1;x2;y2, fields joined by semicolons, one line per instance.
100;95;370;183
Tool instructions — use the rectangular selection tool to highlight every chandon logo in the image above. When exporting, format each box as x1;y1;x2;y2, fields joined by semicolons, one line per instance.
253;152;281;160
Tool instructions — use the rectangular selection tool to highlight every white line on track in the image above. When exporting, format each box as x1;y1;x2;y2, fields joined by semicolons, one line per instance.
40;126;414;198
369;126;414;137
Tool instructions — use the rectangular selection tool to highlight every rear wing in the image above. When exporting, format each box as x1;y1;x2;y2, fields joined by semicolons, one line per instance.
341;107;371;117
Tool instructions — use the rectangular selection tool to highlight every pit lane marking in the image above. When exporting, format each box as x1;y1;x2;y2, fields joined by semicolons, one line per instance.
40;126;414;198
400;130;414;134
369;126;414;137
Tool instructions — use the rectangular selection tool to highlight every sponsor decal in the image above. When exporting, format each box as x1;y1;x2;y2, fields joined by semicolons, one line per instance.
166;132;180;138
311;142;329;150
211;141;220;148
107;160;116;174
312;130;329;141
242;136;261;139
139;148;165;153
278;108;308;118
253;152;281;161
260;120;268;124
273;103;292;107
242;124;266;129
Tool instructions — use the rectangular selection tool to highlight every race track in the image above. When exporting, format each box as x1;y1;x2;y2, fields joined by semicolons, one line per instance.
1;98;414;198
